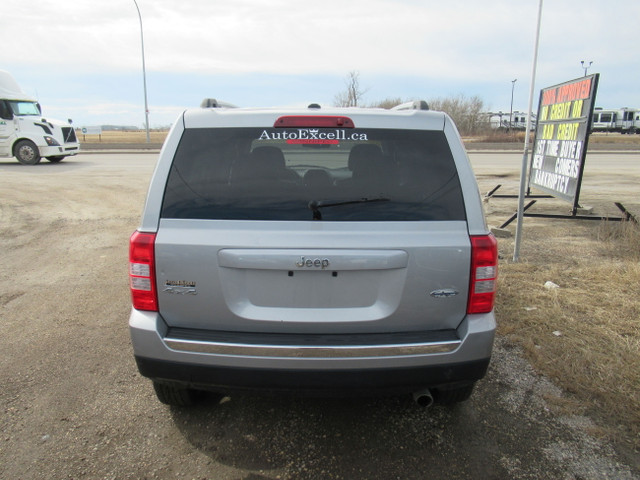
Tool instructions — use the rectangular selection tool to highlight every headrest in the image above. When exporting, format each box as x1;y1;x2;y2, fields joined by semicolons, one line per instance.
348;144;383;171
251;146;286;170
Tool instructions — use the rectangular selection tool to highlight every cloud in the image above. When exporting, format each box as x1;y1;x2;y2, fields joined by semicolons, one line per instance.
2;0;638;126
3;0;541;79
5;0;638;84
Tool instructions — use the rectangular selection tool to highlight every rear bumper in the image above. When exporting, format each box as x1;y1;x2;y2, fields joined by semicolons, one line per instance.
135;356;490;395
129;309;496;393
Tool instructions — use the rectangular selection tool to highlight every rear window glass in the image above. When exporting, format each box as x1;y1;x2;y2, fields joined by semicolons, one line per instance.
161;127;465;221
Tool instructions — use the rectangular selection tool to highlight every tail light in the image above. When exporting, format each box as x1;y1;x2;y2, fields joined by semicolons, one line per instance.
467;234;498;314
129;231;158;311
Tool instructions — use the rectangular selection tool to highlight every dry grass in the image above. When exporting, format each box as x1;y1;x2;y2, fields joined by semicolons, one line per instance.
496;220;640;448
475;130;530;143
77;129;168;144
590;133;640;145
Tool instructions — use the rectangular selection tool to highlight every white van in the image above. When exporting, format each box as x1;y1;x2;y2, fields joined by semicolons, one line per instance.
0;70;79;164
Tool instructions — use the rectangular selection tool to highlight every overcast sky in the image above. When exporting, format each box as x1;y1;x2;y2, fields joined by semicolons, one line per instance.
2;0;638;128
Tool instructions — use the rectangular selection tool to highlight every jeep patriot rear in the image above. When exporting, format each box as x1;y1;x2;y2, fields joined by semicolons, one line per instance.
129;100;497;407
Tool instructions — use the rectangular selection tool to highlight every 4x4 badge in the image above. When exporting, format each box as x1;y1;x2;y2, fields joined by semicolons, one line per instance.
164;280;197;295
430;289;459;298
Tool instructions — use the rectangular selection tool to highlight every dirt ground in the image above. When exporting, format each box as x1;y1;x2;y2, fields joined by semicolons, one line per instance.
0;151;638;479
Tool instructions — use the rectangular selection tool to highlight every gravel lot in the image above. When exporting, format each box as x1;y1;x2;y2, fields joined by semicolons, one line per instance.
0;152;638;479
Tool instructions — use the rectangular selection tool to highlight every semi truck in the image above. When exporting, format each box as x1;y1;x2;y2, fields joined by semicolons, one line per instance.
0;70;79;164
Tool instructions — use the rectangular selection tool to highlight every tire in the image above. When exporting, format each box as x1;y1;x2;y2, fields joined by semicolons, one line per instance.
433;383;476;405
151;381;226;407
46;156;65;163
153;381;202;407
14;140;41;165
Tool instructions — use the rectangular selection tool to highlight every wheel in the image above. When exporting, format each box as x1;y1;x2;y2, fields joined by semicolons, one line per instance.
433;383;476;405
14;140;41;165
46;156;65;163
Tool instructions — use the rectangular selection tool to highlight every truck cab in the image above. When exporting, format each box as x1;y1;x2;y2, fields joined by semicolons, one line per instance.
0;70;80;164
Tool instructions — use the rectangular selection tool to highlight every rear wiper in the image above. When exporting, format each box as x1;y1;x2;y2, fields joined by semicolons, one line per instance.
308;197;390;220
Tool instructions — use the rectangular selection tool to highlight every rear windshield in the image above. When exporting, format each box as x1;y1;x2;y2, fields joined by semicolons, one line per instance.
161;127;465;221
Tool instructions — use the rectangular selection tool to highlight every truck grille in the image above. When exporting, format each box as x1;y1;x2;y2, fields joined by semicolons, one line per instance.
62;127;77;143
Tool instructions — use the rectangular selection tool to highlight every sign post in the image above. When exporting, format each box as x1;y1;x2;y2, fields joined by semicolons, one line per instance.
512;0;544;262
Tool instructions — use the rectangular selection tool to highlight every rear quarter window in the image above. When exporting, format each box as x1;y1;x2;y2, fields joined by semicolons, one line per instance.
161;127;466;221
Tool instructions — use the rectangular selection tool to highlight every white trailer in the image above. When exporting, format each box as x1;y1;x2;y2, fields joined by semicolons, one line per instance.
487;111;536;131
0;70;80;164
591;107;640;134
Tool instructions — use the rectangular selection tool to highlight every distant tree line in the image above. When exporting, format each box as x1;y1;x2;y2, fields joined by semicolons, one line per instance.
334;71;489;136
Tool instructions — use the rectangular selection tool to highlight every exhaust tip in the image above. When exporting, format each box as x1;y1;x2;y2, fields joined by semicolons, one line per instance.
412;389;434;408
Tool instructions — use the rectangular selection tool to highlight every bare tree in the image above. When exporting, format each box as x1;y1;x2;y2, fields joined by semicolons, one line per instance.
334;78;488;135
367;97;405;109
334;71;369;107
428;94;487;135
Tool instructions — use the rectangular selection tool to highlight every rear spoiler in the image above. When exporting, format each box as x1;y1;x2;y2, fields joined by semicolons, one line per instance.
392;100;429;111
200;98;238;109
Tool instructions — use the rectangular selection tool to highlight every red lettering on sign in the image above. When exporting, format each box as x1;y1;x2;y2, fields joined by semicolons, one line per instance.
556;78;592;103
542;89;557;106
579;78;592;99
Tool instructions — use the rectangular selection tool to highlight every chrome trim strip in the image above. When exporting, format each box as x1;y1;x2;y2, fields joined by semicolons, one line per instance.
164;338;460;358
217;248;409;271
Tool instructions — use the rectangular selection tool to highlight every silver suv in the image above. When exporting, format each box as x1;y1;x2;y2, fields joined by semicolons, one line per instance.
129;100;497;407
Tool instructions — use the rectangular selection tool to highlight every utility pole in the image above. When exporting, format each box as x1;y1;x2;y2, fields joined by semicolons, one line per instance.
133;0;151;143
509;79;517;133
